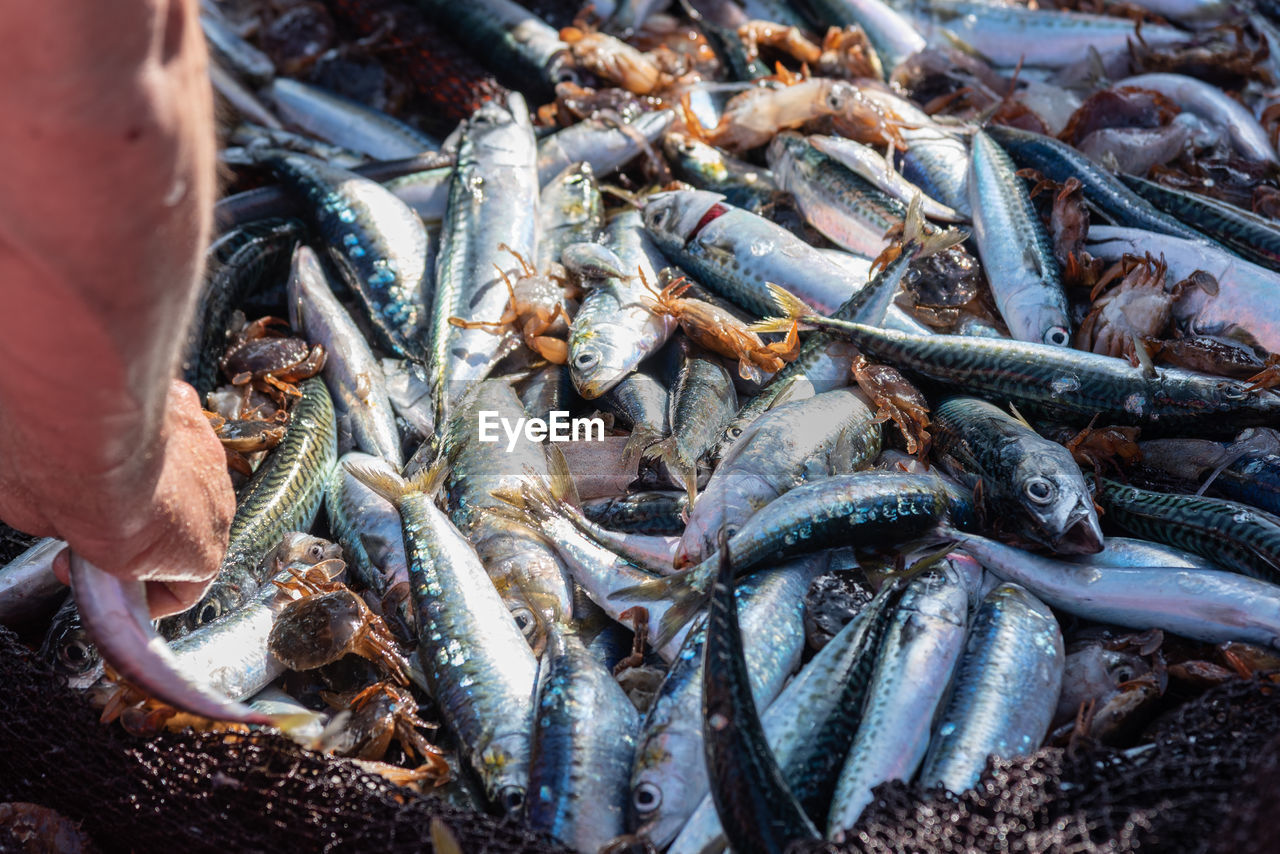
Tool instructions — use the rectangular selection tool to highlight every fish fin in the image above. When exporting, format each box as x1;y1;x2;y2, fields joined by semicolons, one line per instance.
645;438;699;504
1130;333;1156;379
901;193;926;245
747;316;796;335
611;567;708;648
611;566;694;602
431;819;464;854
344;462;410;505
1196;447;1250;497
345;457;448;505
652;576;710;649
916;225;969;260
621;428;663;471
544;444;581;507
1007;402;1032;429
765;283;813;324
268;711;327;737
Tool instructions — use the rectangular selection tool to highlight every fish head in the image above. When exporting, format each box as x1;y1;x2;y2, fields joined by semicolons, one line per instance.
663;132;729;184
269;532;344;572
562;242;628;280
629;729;703;847
480;729;532;816
1012;457;1104;554
764;131;806;177
569;323;638;399
40;608;103;691
641;190;725;245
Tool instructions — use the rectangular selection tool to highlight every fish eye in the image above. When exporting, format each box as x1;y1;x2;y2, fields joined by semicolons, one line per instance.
633;782;662;814
60;639;93;670
723;525;740;540
1024;477;1055;505
574;351;599;370
1044;327;1070;347
197;599;223;625
1113;666;1134;683
498;785;526;813
512;607;538;640
1222;384;1249;401
309;544;325;561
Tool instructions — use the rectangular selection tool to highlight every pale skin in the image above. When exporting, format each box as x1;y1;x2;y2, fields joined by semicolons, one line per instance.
0;0;234;616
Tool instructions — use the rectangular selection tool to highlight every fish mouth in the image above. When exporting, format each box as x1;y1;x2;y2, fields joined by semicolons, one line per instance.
1052;513;1106;555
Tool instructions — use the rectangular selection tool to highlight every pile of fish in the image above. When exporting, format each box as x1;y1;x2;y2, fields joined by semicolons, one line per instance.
6;0;1280;849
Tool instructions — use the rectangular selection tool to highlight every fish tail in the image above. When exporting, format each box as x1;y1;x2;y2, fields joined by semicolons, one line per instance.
345;458;448;507
612;568;709;646
621;428;663;470
748;283;813;334
653;575;710;649
545;444;581;506
645;438;699;504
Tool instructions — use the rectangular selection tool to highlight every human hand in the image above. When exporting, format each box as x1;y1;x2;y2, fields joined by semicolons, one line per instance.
1;380;235;618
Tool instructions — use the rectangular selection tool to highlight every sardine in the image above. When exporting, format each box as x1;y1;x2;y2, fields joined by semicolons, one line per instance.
288;246;403;467
349;461;538;813
918;584;1064;793
430;95;540;424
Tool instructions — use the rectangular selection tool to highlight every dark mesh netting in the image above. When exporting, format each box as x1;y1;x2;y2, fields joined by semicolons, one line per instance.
1;620;1276;853
0;627;567;854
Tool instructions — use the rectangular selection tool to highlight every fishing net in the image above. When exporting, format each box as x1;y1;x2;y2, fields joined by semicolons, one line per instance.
1;619;1275;854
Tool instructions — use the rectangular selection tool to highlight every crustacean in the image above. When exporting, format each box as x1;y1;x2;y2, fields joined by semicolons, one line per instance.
268;570;412;686
205;408;290;477
1075;253;1211;361
558;22;683;96
734;23;880;81
320;681;449;779
681;76;889;153
1142;335;1269;378
221;315;326;406
1063;415;1143;485
641;272;801;381
851;354;931;461
447;245;577;364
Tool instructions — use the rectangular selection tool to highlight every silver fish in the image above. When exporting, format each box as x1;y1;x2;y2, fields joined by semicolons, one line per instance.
288;246;403;467
430;94;540;425
918;583;1064;793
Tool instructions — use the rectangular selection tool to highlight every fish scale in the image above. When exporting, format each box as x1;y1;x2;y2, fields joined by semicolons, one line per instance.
1097;480;1280;583
166;377;337;637
429;94;540;424
261;151;430;359
808;319;1280;435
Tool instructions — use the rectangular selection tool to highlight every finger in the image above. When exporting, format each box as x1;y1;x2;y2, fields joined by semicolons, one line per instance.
145;578;211;619
52;544;71;586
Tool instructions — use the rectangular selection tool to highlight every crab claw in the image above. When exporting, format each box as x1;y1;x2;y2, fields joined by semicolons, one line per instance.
69;553;274;726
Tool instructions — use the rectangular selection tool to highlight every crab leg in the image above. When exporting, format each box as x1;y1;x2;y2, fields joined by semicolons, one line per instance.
69;553;275;725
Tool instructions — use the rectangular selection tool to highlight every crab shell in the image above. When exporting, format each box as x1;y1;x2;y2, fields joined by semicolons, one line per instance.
268;590;368;671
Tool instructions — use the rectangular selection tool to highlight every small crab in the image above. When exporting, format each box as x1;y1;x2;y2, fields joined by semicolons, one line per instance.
681;77;880;153
221;316;326;406
1143;335;1267;378
205;408;290;476
559;24;675;95
642;273;801;381
448;245;576;364
321;681;449;778
1063;415;1142;486
1076;253;1181;360
852;354;931;461
737;20;823;66
268;573;411;686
